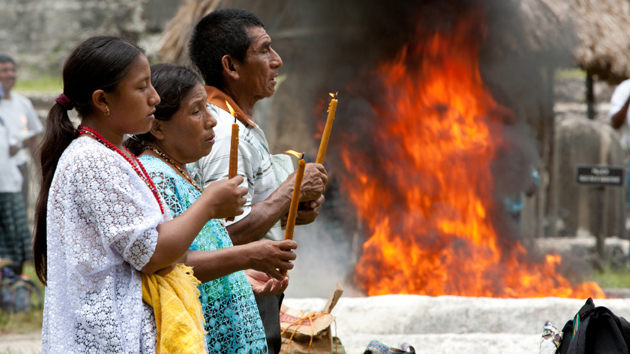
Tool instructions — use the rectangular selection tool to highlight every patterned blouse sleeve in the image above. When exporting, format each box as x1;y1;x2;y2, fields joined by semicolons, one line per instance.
74;147;164;271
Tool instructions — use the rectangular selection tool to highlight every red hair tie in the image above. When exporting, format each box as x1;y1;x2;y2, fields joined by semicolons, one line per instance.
55;93;74;111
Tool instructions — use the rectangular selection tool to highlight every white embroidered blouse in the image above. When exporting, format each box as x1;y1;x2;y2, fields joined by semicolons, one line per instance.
42;137;170;353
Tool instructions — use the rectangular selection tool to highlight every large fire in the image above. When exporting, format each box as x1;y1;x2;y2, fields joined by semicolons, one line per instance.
339;14;604;298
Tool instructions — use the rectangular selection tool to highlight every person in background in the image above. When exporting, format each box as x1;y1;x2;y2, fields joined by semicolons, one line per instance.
0;80;30;275
0;55;43;207
189;9;328;354
609;79;630;263
502;167;540;224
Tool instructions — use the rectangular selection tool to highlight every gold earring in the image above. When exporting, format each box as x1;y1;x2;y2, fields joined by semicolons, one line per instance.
105;106;110;116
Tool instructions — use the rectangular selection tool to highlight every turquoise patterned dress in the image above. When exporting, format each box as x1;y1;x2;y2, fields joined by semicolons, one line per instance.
140;155;268;354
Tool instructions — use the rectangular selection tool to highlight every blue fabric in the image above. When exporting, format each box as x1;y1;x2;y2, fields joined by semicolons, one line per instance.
626;162;630;264
140;155;268;354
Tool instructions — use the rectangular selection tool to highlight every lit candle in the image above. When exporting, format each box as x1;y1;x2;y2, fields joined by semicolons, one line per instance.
284;150;306;241
315;93;338;164
226;101;239;222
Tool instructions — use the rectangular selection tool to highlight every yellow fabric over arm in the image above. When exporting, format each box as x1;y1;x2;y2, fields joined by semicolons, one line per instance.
141;264;206;353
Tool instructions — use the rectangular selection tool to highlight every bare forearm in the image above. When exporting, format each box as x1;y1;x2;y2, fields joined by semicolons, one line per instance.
227;185;291;245
185;247;252;283
142;201;213;274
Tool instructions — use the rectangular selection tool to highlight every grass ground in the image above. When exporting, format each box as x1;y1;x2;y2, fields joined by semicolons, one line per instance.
555;68;586;80
587;265;630;289
12;75;62;93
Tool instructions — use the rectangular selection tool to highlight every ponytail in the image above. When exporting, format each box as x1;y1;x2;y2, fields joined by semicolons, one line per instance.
33;103;77;284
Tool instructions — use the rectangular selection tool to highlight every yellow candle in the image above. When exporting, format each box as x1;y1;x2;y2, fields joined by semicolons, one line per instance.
226;101;239;222
316;93;338;164
226;101;239;179
285;158;306;241
229;122;239;179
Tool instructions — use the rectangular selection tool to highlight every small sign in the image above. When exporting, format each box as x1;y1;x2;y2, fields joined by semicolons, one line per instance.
576;165;625;186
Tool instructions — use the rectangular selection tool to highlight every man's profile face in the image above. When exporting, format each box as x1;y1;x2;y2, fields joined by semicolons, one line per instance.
0;62;16;92
238;26;283;100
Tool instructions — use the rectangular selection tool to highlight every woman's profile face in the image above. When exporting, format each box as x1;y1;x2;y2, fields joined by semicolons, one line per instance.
160;83;217;163
108;54;161;135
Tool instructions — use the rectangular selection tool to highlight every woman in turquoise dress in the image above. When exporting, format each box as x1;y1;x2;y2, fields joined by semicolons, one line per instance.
125;64;298;353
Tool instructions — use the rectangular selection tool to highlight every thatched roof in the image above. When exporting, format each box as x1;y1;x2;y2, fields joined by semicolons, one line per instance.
570;0;630;83
159;0;222;65
485;0;630;83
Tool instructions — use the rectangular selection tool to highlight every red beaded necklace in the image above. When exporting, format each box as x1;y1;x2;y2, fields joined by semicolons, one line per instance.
77;125;165;215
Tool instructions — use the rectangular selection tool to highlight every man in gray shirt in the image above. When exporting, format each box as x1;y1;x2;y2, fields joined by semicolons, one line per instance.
189;9;328;354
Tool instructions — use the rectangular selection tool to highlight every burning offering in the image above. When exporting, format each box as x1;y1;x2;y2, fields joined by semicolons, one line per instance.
340;13;604;298
316;93;338;164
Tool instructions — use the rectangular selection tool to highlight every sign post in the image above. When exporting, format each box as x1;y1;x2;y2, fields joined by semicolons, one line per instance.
575;165;625;264
575;165;625;186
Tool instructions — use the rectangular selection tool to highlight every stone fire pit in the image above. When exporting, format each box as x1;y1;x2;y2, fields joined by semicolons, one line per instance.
284;296;630;354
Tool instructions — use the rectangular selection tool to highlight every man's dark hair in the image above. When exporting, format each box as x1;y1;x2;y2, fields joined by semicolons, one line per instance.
0;55;16;66
189;9;264;89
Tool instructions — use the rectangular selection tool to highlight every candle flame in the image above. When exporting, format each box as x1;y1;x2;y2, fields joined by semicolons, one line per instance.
225;100;236;116
285;150;304;159
329;92;338;99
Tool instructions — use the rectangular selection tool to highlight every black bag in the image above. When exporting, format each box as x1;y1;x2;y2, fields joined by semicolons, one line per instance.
558;298;630;354
0;268;42;312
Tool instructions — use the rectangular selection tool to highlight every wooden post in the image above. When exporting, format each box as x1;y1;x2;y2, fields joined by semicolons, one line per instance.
586;70;596;120
545;66;557;238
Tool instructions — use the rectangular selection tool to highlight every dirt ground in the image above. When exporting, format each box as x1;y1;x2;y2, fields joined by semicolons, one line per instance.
0;332;41;354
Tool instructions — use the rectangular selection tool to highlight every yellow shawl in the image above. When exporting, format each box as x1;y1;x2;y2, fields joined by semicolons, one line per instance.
141;264;206;353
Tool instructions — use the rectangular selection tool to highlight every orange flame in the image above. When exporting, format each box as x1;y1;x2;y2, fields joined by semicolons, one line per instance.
285;150;304;159
225;100;236;117
340;13;604;298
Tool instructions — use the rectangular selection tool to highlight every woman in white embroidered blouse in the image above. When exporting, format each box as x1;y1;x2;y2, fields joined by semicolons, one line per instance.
34;36;247;353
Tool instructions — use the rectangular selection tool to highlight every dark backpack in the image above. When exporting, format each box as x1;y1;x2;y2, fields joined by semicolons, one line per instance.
558;298;630;354
0;268;43;312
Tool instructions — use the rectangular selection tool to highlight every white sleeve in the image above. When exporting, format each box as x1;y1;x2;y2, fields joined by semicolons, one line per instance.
609;80;630;121
73;147;162;271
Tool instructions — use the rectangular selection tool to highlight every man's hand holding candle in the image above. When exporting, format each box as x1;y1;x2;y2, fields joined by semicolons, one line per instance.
278;163;328;226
